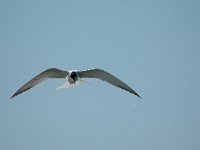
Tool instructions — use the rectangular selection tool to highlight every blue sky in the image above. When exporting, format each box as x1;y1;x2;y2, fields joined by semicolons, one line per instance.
0;0;200;149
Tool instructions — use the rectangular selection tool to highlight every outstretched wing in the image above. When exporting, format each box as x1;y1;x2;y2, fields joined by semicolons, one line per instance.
78;69;141;98
11;68;69;98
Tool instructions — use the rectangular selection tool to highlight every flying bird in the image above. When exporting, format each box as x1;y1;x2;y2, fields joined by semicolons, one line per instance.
11;68;141;98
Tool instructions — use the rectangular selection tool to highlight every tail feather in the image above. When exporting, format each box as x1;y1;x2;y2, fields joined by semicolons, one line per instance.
56;79;87;90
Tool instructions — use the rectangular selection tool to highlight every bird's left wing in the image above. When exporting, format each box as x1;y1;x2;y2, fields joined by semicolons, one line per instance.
11;68;69;98
78;69;141;98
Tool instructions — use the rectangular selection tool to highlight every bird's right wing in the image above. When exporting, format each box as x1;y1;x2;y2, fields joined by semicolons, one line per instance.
78;69;141;98
11;68;69;98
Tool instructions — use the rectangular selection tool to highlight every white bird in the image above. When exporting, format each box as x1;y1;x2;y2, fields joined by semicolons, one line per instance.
11;68;141;98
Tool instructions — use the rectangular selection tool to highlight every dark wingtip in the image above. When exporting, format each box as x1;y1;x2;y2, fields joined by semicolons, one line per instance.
133;91;141;99
128;89;141;98
10;87;31;99
118;85;141;98
136;94;142;99
10;93;17;99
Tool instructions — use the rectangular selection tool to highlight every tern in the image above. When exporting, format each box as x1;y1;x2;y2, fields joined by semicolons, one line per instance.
11;68;141;98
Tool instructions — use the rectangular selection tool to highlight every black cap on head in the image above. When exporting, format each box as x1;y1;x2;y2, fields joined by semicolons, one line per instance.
70;71;77;81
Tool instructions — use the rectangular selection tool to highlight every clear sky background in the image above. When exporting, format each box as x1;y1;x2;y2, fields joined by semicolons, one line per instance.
0;0;200;150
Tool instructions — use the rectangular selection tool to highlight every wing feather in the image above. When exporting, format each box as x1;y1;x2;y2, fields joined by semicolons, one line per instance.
11;68;69;98
78;69;141;98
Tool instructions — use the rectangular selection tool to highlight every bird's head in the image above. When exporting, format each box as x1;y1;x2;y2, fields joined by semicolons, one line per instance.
69;71;78;83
